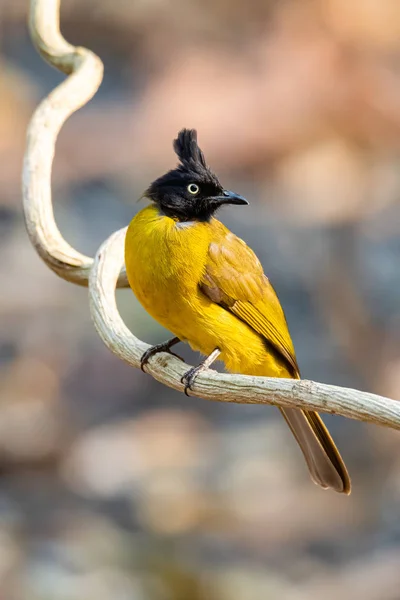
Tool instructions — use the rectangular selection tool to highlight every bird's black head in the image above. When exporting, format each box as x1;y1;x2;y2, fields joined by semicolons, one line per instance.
146;129;248;222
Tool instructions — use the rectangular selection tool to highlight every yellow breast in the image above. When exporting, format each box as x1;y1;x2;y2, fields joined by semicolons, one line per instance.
125;204;211;339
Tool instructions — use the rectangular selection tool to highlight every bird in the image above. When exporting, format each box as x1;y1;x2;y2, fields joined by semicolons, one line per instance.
124;128;351;494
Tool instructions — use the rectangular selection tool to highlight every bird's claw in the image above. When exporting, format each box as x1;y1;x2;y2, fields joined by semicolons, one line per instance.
140;342;183;372
181;366;201;396
180;349;221;396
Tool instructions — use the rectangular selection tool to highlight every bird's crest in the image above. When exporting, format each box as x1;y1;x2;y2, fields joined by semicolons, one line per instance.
173;129;220;186
173;129;207;169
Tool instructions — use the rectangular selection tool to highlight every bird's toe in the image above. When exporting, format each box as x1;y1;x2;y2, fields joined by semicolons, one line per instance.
181;367;199;396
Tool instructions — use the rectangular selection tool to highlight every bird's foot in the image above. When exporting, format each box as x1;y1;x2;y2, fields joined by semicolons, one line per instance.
140;337;182;372
181;365;203;396
180;348;221;396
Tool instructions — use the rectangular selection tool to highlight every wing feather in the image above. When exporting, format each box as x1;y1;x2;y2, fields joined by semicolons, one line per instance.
201;222;299;375
200;220;351;495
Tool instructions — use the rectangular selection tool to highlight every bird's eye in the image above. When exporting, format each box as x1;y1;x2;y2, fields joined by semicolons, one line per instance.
187;183;200;195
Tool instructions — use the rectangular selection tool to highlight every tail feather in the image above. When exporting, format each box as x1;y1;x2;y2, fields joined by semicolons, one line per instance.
280;407;351;494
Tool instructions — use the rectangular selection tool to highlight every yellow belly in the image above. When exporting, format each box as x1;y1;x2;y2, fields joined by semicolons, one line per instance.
125;205;290;377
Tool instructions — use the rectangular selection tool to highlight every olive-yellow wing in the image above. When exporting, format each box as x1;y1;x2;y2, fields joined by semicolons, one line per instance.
200;221;350;494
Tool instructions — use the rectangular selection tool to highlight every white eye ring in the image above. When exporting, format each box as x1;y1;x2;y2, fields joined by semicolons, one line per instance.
187;183;200;195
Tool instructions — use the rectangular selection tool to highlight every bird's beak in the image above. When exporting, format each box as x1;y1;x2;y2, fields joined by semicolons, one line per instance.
213;190;249;206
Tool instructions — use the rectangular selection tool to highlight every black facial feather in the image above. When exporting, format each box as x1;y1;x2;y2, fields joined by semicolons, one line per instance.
145;128;247;222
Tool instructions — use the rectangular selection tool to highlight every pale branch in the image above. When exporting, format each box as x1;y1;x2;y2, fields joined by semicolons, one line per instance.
89;228;400;430
22;0;128;287
24;0;400;430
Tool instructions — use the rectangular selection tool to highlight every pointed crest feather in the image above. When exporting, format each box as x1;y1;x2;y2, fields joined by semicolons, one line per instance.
173;129;208;169
171;128;221;188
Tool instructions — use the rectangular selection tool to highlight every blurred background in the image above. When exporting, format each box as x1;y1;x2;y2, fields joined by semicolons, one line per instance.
0;0;400;598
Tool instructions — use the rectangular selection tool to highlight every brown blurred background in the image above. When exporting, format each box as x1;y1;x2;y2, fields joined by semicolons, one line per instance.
1;0;400;598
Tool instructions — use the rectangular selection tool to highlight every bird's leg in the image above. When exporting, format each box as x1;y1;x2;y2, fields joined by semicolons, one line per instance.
181;348;221;396
141;337;182;371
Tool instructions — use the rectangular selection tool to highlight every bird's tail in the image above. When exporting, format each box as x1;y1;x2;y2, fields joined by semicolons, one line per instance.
279;407;351;494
